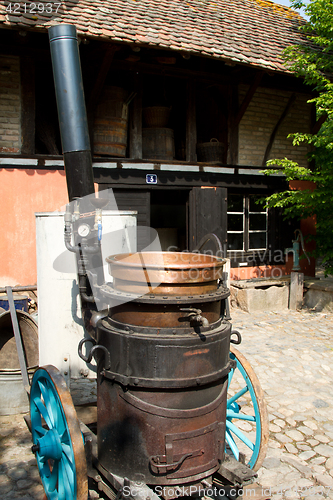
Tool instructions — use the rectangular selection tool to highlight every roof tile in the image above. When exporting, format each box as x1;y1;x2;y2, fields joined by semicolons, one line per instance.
0;0;307;73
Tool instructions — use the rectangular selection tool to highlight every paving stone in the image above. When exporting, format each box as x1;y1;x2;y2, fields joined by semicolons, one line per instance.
279;408;294;417
273;419;286;428
314;444;333;458
296;478;315;489
269;423;282;433
275;433;293;444
298;450;316;461
263;457;281;469
268;439;282;449
0;475;14;495
326;457;333;469
285;443;298;454
313;473;333;488
286;430;305;441
309;456;326;465
315;434;331;443
323;424;333;433
296;444;311;451
7;468;28;481
298;426;316;436
304;421;318;431
311;464;327;474
293;415;307;422
307;439;319;447
281;455;313;478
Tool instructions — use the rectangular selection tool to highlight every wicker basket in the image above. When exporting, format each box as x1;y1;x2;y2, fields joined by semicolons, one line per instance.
197;138;225;163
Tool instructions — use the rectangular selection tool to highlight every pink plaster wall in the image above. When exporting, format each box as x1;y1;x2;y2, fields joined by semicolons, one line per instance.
0;168;68;286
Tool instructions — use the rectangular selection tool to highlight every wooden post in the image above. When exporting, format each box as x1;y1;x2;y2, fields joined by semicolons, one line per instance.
289;272;304;310
186;79;197;162
227;83;239;165
20;56;35;155
129;76;143;159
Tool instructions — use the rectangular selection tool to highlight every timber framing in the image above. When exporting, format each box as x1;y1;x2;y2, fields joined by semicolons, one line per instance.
20;55;35;155
262;93;297;166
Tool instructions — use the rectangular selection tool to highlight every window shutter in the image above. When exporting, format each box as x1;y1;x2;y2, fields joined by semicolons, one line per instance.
189;187;227;255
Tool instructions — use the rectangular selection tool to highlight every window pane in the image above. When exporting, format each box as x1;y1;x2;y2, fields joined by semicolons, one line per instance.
249;214;266;231
249;195;265;212
228;233;244;250
228;194;243;212
228;214;243;231
249;232;266;249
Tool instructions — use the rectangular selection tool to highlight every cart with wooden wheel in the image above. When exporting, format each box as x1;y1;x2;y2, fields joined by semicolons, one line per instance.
29;344;268;500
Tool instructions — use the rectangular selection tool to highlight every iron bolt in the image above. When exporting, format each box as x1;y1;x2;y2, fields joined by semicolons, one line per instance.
31;443;40;454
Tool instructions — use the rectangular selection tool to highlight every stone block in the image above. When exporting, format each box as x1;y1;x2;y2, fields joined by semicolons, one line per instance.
230;279;289;313
303;289;333;312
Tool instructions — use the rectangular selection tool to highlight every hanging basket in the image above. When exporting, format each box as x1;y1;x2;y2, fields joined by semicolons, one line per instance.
197;138;225;163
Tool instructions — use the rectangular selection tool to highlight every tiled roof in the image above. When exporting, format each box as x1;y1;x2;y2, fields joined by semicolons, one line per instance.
0;0;307;73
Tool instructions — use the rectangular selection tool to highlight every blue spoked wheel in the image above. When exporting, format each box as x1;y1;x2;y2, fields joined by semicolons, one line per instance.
226;346;269;472
30;365;88;500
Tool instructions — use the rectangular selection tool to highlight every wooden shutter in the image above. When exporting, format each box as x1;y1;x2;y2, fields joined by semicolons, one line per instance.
189;187;227;255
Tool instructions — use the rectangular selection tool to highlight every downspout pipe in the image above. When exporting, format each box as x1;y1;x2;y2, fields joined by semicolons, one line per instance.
48;24;94;201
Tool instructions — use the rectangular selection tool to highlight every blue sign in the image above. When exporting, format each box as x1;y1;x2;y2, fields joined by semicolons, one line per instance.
146;174;157;185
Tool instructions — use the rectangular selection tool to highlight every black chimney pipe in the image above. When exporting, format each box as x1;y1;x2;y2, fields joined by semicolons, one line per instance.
49;24;106;316
49;24;94;201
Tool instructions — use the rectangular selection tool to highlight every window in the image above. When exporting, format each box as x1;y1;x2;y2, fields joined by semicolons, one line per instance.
227;194;268;253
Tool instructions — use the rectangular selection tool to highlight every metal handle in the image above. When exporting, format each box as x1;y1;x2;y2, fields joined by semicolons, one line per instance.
149;452;193;472
230;331;242;345
78;338;111;369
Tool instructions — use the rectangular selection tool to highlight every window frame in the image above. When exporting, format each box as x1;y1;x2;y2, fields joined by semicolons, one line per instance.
227;193;269;264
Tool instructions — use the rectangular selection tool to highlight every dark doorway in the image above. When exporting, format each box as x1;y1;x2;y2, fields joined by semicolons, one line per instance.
150;190;189;251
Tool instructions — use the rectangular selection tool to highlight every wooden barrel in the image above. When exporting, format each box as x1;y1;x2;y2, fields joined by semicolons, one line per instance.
142;127;175;160
143;106;171;127
94;86;128;157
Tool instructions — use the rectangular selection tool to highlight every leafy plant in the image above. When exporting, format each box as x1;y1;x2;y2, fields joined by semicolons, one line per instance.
262;0;333;275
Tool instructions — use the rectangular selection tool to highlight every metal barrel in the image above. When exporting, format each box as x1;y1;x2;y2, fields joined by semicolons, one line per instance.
48;24;94;201
0;310;38;415
96;253;232;485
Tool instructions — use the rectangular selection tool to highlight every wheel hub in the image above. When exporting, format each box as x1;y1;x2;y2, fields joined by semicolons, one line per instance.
34;428;63;461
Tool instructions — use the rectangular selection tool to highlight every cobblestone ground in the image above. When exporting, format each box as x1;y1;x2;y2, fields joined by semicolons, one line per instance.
231;308;333;500
0;307;332;500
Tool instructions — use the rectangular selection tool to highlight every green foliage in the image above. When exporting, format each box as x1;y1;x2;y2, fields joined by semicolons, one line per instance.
263;0;333;275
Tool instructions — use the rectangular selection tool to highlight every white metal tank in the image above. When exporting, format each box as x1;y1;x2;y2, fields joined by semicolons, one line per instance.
35;210;137;390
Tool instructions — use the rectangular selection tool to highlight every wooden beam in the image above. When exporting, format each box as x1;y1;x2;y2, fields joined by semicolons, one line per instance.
87;45;118;153
262;93;296;167
186;79;197;162
129;75;143;159
227;84;239;165
235;71;264;126
20;55;35;155
312;113;327;135
87;45;118;111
